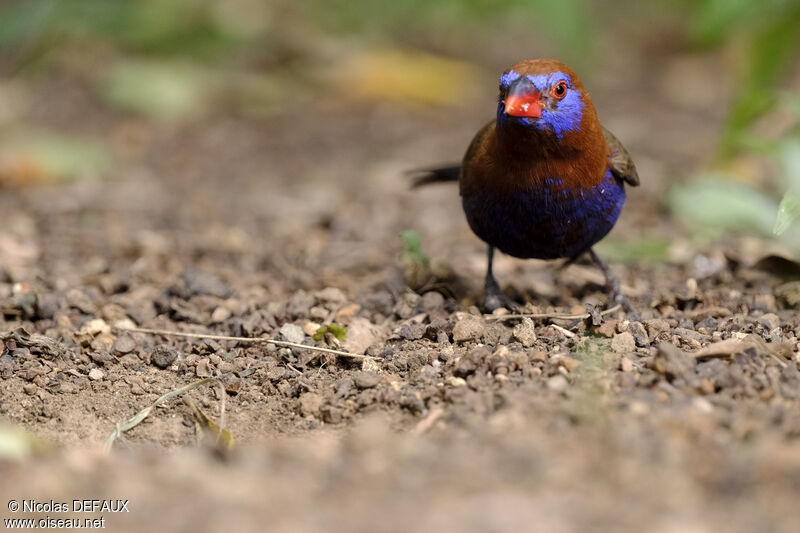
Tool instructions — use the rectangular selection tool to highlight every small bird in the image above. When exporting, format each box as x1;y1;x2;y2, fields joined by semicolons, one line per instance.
414;59;639;314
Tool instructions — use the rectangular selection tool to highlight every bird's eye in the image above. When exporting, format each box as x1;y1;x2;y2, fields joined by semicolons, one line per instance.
551;81;568;99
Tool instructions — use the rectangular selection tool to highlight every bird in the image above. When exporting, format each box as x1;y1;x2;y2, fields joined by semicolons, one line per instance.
413;58;639;315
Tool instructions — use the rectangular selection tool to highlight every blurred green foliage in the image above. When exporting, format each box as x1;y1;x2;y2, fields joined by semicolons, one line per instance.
0;0;251;62
1;0;799;252
665;0;800;252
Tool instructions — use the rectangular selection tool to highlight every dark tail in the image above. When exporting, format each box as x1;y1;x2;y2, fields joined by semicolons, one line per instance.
407;165;461;188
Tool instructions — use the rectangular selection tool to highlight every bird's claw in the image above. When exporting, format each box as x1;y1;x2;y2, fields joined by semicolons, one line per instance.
484;277;520;312
608;284;640;322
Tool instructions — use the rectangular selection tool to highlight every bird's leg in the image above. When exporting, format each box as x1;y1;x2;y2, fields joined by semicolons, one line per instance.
589;248;640;320
483;246;516;311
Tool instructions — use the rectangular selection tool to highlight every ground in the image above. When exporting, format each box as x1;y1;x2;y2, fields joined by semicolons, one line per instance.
1;28;800;532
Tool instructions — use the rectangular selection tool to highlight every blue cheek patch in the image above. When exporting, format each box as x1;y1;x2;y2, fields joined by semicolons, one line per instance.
542;90;585;139
497;70;585;140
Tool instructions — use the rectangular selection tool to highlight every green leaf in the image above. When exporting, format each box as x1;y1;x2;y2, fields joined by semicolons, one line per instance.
102;60;214;120
774;192;800;235
313;324;347;342
400;229;430;267
667;174;779;236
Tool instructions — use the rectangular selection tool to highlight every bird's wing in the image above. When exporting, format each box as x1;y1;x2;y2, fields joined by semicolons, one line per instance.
602;125;639;186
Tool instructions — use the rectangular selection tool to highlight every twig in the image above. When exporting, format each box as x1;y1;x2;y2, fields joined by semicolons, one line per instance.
104;377;218;453
485;304;622;322
550;324;577;338
413;407;445;435
114;325;378;360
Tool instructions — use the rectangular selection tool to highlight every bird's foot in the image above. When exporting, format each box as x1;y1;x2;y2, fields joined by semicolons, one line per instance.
608;283;640;322
484;277;519;312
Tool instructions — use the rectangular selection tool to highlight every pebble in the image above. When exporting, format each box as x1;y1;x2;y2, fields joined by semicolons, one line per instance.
620;357;634;373
452;315;485;343
354;371;382;389
557;356;581;373
644;319;670;340
182;269;232;299
298;392;324;416
279;323;305;344
596;320;617;338
210;307;232;323
758;313;781;331
421;291;445;312
628;322;649;347
79;318;110;337
196;359;212;377
547;375;569;392
152;345;178;369
512;318;537;347
303;321;321;336
88;368;104;381
112;334;136;355
23;383;38;395
611;332;636;354
316;287;347;303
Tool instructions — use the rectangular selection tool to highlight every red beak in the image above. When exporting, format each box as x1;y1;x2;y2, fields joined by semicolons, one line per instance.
503;77;542;118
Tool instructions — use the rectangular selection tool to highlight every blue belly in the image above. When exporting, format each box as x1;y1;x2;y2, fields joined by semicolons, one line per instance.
462;169;626;260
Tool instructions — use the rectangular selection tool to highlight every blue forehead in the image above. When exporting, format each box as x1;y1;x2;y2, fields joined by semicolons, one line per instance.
498;68;584;139
499;69;572;90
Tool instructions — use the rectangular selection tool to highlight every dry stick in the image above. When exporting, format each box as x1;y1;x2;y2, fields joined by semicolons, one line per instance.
485;304;622;322
114;325;379;360
104;377;218;453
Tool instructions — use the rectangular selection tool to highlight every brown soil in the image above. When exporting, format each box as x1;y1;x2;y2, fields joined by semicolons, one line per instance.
1;30;799;533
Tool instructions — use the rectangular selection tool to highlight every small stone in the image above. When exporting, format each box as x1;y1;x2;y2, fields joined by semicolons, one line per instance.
644;319;670;340
557;356;581;373
303;321;321;336
452;315;485;343
298;392;324;416
354;371;381;389
279;323;305;344
758;313;781;331
421;291;445;312
396;322;426;340
547;375;569;392
286;290;315;317
23;383;37;395
88;368;104;381
196;359;212;377
90;350;114;365
628;322;649;347
649;342;695;383
152;345;178;369
454;346;487;377
334;303;361;323
316;287;347;304
182;269;232;299
210;307;232;323
112;334;136;355
512;318;537;347
446;376;467;387
344;318;384;354
80;318;110;337
223;375;241;395
611;332;636;354
596;319;618;338
620;357;634;372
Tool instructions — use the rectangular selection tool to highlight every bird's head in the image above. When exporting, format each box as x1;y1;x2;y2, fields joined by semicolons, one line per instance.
496;59;596;143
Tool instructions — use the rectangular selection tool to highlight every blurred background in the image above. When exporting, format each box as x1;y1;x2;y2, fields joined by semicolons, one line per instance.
1;0;799;269
1;3;800;531
0;0;798;259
